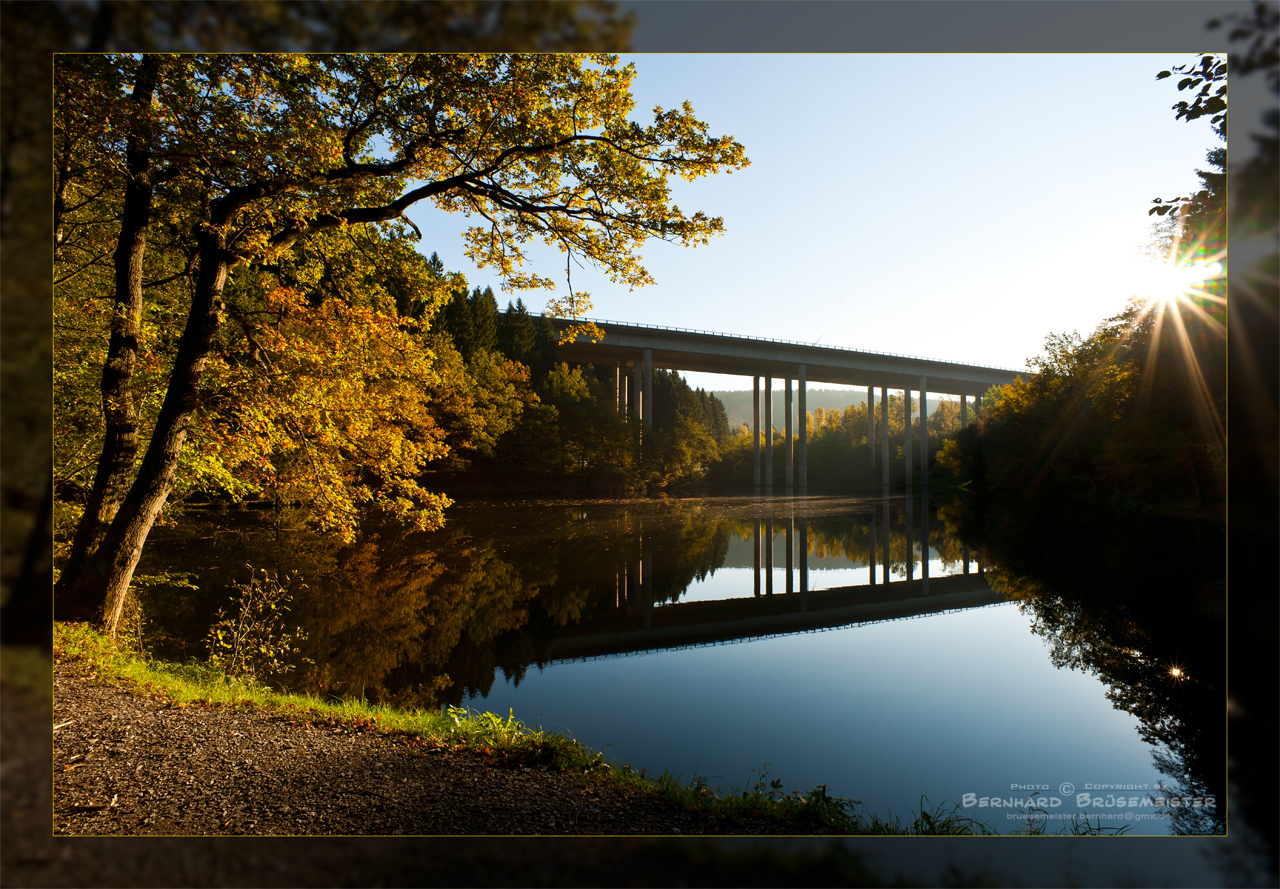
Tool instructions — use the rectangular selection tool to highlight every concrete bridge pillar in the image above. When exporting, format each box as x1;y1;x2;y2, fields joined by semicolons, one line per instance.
798;365;807;490
921;489;930;595
869;502;877;586
785;511;794;594
880;387;889;490
627;546;639;615
881;502;891;585
867;385;875;481
975;395;982;417
919;378;928;489
799;514;808;611
753;513;761;596
764;375;773;490
765;511;774;595
753;377;761;489
905;496;914;581
617;365;626;416
642;349;653;429
904;389;912;491
785;377;793;490
642;543;653;629
631;359;641;422
960;394;968;430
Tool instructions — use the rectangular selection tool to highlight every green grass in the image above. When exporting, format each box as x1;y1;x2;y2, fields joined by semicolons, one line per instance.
52;621;1115;836
646;768;998;836
54;621;529;748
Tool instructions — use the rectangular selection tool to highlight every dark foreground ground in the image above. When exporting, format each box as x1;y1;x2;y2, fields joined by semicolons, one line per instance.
6;649;1278;887
3;653;914;888
47;664;810;838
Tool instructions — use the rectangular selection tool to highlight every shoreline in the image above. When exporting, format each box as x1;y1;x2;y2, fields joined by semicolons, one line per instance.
50;623;998;838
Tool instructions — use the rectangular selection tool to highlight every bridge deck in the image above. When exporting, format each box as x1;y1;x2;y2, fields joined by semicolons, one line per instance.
551;318;1021;396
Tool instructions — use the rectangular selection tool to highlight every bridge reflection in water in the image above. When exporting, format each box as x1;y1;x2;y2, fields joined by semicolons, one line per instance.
551;494;998;662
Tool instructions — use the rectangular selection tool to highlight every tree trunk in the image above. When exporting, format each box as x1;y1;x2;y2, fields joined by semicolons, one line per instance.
56;55;159;608
56;223;229;634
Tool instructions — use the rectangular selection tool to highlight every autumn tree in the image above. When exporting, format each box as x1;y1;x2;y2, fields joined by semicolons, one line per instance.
5;0;639;644
54;52;748;638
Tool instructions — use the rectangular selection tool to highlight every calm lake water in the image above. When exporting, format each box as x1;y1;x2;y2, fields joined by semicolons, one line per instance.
137;493;1223;835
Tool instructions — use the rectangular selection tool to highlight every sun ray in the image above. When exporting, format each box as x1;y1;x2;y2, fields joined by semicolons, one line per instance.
1163;297;1225;449
1135;300;1166;417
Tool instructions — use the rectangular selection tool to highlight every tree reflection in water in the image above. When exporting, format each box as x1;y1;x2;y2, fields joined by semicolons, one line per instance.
939;499;1225;835
139;500;954;708
136;494;1222;834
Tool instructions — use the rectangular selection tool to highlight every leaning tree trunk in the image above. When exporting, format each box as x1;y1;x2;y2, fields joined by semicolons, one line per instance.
55;223;230;635
56;54;159;604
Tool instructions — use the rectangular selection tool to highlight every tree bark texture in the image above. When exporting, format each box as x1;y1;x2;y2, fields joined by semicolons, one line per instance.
58;222;230;635
57;55;161;610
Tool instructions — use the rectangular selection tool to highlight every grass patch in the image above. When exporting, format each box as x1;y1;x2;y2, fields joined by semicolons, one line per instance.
56;622;501;744
645;766;996;836
55;621;1089;836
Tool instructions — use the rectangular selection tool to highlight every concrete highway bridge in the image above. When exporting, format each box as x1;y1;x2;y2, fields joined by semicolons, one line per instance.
550;317;1024;490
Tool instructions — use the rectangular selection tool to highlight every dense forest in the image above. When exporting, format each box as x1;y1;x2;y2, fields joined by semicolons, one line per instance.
416;281;984;496
418;276;989;496
419;262;735;495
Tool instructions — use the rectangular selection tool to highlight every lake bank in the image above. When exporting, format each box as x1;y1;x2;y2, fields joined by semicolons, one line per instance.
120;494;1171;835
52;623;1000;837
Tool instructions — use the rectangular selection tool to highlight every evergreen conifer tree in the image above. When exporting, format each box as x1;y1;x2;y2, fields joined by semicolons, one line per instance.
499;298;538;366
469;285;499;355
532;313;561;382
442;283;475;360
696;389;731;444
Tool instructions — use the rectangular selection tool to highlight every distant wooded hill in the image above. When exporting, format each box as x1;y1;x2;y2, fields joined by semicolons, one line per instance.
712;388;951;431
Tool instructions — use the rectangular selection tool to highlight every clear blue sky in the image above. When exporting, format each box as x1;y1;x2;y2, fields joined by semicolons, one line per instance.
407;54;1221;392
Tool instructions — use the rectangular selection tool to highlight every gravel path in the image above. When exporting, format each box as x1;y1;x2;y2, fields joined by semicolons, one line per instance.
52;664;810;838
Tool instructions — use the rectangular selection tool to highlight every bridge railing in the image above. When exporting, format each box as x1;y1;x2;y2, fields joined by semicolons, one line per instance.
542;314;1024;374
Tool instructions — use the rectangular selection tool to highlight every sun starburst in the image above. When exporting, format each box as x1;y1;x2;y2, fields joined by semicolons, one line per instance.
1103;209;1228;471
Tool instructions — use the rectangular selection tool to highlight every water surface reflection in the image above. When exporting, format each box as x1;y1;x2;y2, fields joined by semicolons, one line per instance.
136;494;1220;833
142;495;978;704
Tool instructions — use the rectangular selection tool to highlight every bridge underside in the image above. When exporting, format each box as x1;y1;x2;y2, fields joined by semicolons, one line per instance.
548;317;1022;490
